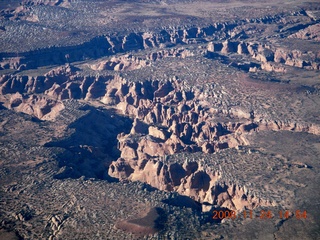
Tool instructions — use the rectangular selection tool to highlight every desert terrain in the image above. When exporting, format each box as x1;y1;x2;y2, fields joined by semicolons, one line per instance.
0;0;319;239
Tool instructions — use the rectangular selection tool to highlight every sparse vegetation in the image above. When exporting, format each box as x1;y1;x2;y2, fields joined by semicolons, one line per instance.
0;0;320;239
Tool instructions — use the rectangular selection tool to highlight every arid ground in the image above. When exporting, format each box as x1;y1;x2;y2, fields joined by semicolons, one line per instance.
0;0;319;239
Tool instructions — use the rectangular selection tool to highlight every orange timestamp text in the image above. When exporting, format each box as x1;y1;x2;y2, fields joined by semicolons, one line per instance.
212;209;307;220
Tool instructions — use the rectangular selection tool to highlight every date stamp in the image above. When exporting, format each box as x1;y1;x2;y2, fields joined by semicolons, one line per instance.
212;209;307;220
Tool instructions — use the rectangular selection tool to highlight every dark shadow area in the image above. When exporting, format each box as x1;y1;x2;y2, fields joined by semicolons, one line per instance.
162;193;232;226
154;207;168;231
0;35;118;70
163;194;202;211
244;123;258;131
205;51;230;65
140;182;158;192
248;73;289;84
0;102;6;110
230;61;260;72
44;105;133;181
269;78;281;83
216;122;232;136
30;116;43;123
296;85;318;95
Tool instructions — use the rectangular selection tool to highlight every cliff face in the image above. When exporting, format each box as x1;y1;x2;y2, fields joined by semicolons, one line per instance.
0;7;319;215
109;156;272;212
207;40;320;72
1;61;319;130
2;60;318;212
2;8;318;72
0;26;220;70
1;1;320;239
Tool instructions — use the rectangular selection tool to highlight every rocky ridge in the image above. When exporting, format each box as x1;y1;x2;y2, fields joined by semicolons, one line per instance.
207;38;320;72
1;8;319;71
1;1;320;239
1;61;319;215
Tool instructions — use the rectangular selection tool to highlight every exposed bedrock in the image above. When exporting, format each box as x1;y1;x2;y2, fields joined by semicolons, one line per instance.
1;8;315;70
288;22;320;41
1;65;319;212
89;48;194;71
0;24;224;70
1;65;319;133
108;156;272;212
207;39;320;72
22;0;72;7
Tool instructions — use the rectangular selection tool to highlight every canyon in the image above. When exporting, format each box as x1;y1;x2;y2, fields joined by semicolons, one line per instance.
0;0;320;239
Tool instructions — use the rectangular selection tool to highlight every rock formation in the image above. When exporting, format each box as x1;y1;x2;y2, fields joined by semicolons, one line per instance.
207;40;320;72
1;1;320;239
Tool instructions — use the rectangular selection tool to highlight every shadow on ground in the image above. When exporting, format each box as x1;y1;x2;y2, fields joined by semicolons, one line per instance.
44;105;132;181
